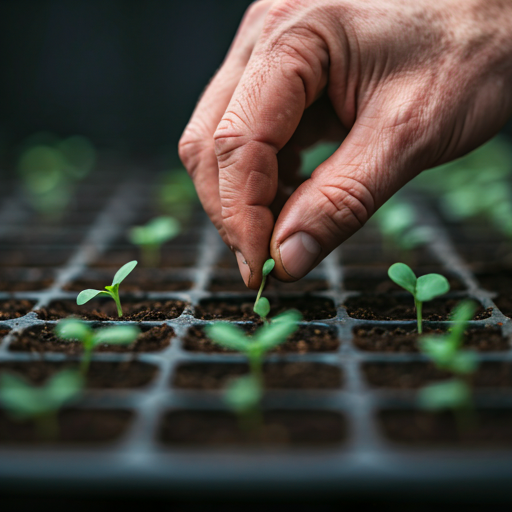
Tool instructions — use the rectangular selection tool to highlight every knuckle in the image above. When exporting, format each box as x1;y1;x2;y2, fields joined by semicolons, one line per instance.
213;114;249;162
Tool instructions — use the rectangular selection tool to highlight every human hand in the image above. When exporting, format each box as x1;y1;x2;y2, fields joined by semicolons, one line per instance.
179;0;512;289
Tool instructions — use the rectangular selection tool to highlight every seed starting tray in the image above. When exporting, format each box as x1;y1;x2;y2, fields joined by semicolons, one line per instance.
1;167;512;501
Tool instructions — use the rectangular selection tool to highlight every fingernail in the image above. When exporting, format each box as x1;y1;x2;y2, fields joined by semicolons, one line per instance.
279;232;321;279
236;251;251;287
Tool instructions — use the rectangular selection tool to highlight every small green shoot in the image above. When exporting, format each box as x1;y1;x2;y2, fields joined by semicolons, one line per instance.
388;262;450;334
76;260;137;317
253;259;275;321
128;216;181;267
0;370;83;440
55;319;140;375
418;301;478;423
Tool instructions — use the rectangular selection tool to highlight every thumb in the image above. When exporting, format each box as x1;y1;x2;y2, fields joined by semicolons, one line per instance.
270;105;423;281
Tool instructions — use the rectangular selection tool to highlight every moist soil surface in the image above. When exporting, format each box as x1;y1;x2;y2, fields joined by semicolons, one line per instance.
159;409;346;446
35;299;186;321
344;295;492;321
379;409;512;446
64;275;192;293
195;297;336;321
92;248;198;268
0;300;35;320
352;325;506;353
343;274;465;293
363;361;512;389
0;360;158;388
0;249;73;267
10;323;174;353
208;276;329;293
341;245;439;267
0;268;55;292
183;324;340;353
173;362;342;390
0;409;133;444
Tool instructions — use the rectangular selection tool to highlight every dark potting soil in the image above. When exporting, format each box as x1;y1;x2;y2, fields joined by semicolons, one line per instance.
0;268;55;292
341;245;438;267
352;325;506;353
159;409;346;446
35;299;186;321
182;324;340;353
490;294;512;319
173;362;342;390
344;295;492;321
91;248;198;268
64;276;192;293
343;274;465;293
0;329;9;340
379;409;512;446
0;300;35;320
0;360;158;388
364;361;512;389
10;323;174;353
208;276;329;293
0;409;133;444
195;297;336;321
0;249;73;267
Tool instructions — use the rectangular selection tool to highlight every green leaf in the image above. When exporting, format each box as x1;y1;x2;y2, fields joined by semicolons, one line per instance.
46;370;84;407
92;326;140;346
388;262;417;295
262;259;275;277
76;289;108;305
418;379;471;411
112;260;138;286
377;203;415;238
55;319;91;341
253;297;270;318
205;323;249;352
420;336;455;367
224;375;262;413
447;300;476;346
416;273;450;302
0;372;45;418
255;310;301;352
129;216;181;246
449;351;478;375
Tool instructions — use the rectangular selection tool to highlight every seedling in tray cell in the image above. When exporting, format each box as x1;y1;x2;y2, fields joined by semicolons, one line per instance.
206;309;301;435
253;259;275;322
55;319;140;375
76;260;137;317
388;262;450;334
0;369;83;441
128;216;181;267
418;301;478;426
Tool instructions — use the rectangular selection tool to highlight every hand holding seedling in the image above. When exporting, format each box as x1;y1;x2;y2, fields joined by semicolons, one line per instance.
55;319;140;374
388;263;450;333
0;370;83;440
128;216;180;267
179;0;512;288
76;260;137;317
253;258;275;321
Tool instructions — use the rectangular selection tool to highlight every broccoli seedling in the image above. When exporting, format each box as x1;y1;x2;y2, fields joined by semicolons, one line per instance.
0;369;83;440
128;216;181;267
418;301;478;423
388;262;450;334
206;310;301;434
76;260;137;317
55;319;140;375
253;259;275;321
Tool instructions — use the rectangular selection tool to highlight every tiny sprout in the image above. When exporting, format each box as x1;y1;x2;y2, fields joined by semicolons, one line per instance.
388;262;450;334
128;216;181;267
0;370;83;440
55;319;140;374
418;301;478;421
253;259;275;321
76;260;137;317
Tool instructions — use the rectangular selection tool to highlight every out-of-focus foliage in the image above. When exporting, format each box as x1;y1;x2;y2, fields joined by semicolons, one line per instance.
156;168;198;221
299;142;339;177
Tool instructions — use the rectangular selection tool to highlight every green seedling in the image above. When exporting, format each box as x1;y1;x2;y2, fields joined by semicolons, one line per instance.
388;262;450;334
300;141;339;177
253;259;275;322
206;310;301;433
128;216;181;267
55;319;140;375
0;369;83;440
156;168;198;221
418;301;478;424
76;260;137;317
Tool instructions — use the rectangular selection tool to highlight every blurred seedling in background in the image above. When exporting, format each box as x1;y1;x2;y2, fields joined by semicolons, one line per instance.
299;142;340;177
128;216;181;267
76;261;137;317
17;132;96;221
156;168;198;222
418;301;478;427
388;263;450;334
253;259;275;322
206;310;301;436
0;370;83;441
55;319;140;375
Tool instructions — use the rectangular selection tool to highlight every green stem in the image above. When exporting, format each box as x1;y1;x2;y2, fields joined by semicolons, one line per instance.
142;244;160;268
112;292;123;318
80;346;92;376
254;275;267;310
415;298;423;334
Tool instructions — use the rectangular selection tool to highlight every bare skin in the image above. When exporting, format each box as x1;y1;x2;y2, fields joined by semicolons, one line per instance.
179;0;512;289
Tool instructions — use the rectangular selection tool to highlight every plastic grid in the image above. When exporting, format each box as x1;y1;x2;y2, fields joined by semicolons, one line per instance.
0;170;512;498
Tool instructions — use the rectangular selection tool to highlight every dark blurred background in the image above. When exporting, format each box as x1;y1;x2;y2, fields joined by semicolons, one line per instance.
0;0;253;167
